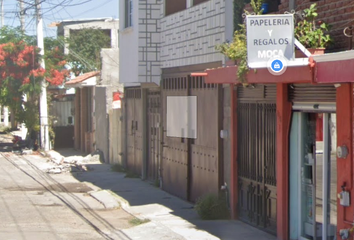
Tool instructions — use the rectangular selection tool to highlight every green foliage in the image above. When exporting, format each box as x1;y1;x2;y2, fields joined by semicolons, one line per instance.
111;163;126;172
217;0;263;83
216;25;248;83
195;193;230;220
66;28;111;75
233;0;246;31
0;26;36;45
154;178;160;188
17;100;40;137
129;218;150;226
295;3;333;48
0;125;12;133
246;0;264;15
44;36;67;74
111;163;140;178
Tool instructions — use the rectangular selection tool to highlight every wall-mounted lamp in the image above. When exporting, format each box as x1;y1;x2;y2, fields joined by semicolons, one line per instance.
337;145;349;159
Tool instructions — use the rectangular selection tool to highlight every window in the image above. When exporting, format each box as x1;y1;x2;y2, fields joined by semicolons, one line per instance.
165;0;186;16
125;0;133;28
193;0;208;6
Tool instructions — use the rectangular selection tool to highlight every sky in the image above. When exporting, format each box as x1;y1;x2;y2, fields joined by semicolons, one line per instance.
3;0;119;37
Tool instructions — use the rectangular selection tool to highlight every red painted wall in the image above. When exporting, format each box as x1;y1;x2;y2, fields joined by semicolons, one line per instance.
276;83;292;240
336;83;354;235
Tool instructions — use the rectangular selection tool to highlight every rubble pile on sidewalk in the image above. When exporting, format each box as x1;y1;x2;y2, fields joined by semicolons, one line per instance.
45;150;102;174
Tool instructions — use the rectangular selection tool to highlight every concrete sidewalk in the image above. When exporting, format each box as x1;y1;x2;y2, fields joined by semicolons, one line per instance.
47;148;277;240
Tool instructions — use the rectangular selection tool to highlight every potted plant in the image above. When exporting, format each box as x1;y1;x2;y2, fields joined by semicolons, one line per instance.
295;3;333;54
216;0;263;83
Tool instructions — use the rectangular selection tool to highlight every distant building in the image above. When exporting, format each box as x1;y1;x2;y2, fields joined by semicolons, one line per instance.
53;18;120;158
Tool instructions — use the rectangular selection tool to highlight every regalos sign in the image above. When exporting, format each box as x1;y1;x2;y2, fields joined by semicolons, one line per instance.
246;14;294;68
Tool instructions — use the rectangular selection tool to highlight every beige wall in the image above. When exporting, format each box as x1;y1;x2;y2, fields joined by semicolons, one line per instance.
109;108;123;165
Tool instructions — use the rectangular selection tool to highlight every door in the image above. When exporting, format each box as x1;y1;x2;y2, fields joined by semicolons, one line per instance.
290;112;337;240
160;75;221;201
147;90;161;182
125;88;143;176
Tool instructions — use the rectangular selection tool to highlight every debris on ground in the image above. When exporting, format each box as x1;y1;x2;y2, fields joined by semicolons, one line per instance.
45;150;101;174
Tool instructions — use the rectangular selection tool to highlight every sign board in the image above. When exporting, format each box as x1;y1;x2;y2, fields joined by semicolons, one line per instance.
166;96;197;139
246;14;294;68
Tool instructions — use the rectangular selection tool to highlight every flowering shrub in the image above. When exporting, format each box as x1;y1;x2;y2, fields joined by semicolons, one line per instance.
0;38;69;134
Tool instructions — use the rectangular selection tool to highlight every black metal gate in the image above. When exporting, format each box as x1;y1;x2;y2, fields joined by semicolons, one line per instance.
147;89;160;182
237;85;277;234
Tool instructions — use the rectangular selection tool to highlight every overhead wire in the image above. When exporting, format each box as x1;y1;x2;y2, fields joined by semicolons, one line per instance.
1;0;117;72
42;1;96;71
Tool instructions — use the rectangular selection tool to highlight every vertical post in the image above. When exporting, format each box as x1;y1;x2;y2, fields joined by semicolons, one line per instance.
19;0;25;31
187;75;192;201
322;113;329;239
230;83;238;219
0;0;3;28
217;84;224;194
276;83;292;240
35;0;49;151
142;88;147;180
3;106;8;127
336;83;353;237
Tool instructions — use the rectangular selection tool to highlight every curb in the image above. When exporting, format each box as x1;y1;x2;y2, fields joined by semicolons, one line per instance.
89;189;121;209
106;189;131;208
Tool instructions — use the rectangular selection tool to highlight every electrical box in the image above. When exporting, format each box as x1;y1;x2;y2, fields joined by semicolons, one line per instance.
338;191;350;207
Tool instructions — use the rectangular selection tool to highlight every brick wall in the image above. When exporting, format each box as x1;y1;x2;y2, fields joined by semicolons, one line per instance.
160;0;226;68
296;0;354;51
245;0;354;52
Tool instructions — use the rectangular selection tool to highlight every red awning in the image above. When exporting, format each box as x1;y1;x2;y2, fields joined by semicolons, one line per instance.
313;51;354;83
203;65;312;84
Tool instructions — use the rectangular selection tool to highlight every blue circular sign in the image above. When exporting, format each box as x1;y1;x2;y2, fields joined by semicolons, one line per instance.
271;59;284;72
267;57;287;76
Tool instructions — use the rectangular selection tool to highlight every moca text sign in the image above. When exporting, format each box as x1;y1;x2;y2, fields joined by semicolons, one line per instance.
246;14;294;68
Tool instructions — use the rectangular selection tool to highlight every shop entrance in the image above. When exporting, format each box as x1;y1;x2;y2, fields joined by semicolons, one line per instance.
290;111;337;240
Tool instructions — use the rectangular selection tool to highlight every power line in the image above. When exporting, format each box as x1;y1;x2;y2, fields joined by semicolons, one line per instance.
2;0;118;37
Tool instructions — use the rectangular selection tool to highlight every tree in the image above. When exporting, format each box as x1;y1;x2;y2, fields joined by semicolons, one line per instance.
66;28;111;75
0;26;69;137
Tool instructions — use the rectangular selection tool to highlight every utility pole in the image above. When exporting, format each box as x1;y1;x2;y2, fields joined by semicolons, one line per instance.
1;0;7;127
35;0;49;150
0;0;3;27
19;0;25;31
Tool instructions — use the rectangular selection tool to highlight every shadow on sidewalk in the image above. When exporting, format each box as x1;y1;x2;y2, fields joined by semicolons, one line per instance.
54;148;276;240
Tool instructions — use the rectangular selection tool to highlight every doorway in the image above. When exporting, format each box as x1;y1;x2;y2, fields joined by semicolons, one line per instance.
290;112;337;240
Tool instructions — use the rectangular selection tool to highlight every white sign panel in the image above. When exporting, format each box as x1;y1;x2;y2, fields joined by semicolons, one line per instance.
167;96;197;139
246;14;294;68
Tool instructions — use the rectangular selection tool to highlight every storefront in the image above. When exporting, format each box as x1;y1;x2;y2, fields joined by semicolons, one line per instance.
199;51;354;240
